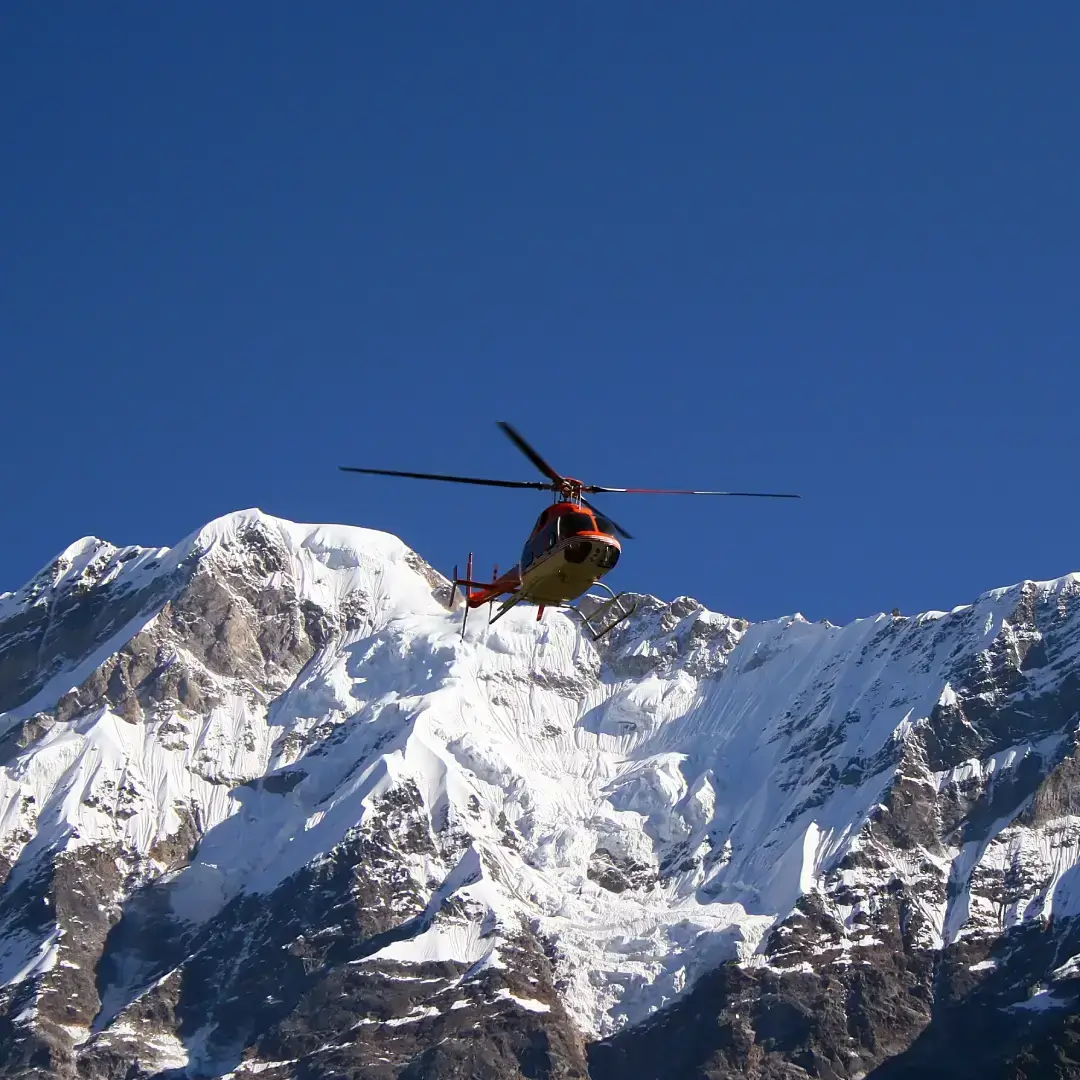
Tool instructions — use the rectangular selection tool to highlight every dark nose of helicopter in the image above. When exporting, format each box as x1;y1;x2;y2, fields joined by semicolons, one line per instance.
563;538;620;569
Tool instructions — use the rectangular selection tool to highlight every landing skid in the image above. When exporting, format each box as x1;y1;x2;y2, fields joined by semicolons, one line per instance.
458;588;634;641
565;583;637;641
458;588;525;639
451;552;634;641
488;592;525;627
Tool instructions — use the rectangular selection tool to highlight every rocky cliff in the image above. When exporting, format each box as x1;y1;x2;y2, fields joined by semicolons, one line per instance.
0;510;1077;1078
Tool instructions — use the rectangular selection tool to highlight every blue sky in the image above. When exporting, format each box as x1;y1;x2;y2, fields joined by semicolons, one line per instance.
3;4;1078;624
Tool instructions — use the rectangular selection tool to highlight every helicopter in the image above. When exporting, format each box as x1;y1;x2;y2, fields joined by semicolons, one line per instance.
340;422;799;640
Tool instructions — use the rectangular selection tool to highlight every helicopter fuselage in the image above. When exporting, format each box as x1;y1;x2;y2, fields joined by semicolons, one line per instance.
517;501;622;604
452;501;623;614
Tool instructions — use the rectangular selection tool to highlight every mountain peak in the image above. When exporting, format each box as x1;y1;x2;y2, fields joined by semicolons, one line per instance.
1;515;1079;1077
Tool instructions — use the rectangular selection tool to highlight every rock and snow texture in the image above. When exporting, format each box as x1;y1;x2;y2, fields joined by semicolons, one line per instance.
0;509;1078;1078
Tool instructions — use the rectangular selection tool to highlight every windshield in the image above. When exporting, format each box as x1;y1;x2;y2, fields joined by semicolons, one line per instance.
593;515;616;536
559;513;595;537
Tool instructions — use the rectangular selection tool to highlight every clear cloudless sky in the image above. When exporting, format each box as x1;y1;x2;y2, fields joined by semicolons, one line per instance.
3;3;1078;624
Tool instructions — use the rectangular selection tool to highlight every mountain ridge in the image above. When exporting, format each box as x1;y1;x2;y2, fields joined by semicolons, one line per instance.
1;509;1078;1078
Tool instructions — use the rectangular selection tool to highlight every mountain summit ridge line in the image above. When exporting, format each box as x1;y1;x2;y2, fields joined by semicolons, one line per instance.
0;508;1078;1078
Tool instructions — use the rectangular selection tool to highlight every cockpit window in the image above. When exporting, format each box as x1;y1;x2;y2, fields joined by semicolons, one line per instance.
560;513;595;536
593;515;616;536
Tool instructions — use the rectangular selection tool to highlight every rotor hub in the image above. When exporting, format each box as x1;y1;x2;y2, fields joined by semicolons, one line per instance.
557;477;584;503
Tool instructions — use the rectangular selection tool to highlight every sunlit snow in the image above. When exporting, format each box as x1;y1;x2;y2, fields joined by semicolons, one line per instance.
2;510;1079;1039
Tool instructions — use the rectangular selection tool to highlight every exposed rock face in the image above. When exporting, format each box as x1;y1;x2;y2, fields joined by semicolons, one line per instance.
591;582;1080;1080
0;509;1078;1078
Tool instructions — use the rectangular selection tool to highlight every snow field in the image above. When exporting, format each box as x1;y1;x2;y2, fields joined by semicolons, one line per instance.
1;510;1078;1039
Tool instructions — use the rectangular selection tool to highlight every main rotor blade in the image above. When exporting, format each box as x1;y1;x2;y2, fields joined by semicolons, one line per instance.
580;496;634;540
584;485;802;498
339;466;552;491
497;422;565;485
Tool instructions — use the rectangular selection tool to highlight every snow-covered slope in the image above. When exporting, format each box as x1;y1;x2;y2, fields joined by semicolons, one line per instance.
1;510;1078;1079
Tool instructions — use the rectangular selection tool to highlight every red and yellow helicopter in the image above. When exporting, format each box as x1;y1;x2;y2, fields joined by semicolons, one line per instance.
341;423;799;640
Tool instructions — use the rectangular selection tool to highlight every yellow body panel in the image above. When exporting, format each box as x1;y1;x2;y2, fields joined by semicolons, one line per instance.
519;537;619;605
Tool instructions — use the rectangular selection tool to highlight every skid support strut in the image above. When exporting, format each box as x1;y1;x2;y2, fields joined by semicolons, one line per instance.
488;592;524;626
567;582;637;641
459;552;473;638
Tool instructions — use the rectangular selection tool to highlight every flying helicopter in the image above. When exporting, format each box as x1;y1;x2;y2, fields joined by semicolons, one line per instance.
340;422;799;640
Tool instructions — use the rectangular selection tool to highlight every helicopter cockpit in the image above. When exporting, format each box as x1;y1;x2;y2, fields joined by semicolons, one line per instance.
559;512;597;536
521;510;620;569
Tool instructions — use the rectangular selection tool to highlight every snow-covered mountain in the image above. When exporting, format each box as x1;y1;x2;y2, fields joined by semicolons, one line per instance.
1;509;1078;1079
